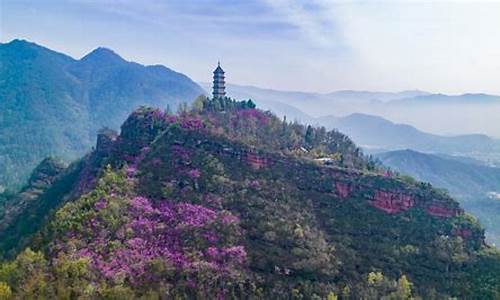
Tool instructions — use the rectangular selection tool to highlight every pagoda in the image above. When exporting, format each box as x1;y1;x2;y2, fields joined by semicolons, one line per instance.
212;61;226;99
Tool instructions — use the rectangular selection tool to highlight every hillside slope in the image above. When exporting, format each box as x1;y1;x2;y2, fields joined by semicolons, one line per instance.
377;149;500;246
0;99;498;299
0;39;203;190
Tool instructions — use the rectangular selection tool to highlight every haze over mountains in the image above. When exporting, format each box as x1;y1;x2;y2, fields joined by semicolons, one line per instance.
200;83;500;162
377;150;500;199
320;113;500;158
200;82;430;122
215;82;500;137
0;39;203;189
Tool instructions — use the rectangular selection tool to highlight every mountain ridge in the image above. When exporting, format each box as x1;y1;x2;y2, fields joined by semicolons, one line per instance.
0;39;204;190
393;93;500;105
200;81;500;158
218;83;500;136
317;113;500;156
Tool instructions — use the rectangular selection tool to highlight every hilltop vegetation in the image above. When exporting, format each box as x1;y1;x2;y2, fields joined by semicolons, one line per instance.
0;98;499;299
0;39;203;190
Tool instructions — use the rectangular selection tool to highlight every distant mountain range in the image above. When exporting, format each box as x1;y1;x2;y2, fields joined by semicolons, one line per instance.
200;83;437;117
199;83;500;160
318;113;500;156
393;93;500;106
217;83;430;104
324;89;430;102
217;83;500;136
377;149;500;245
377;149;500;198
213;82;500;112
0;39;204;189
201;83;500;159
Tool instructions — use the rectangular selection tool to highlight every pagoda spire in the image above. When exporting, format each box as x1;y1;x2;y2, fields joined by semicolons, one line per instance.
212;62;226;99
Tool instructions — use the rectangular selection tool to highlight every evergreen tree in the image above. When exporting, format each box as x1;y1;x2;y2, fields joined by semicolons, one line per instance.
305;125;314;146
247;99;256;109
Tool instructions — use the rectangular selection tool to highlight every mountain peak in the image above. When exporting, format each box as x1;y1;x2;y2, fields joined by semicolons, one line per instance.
80;47;125;65
1;39;46;52
345;112;390;124
4;38;31;46
0;39;75;63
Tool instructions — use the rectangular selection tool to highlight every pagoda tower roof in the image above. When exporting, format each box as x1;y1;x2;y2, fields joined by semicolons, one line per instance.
213;61;224;74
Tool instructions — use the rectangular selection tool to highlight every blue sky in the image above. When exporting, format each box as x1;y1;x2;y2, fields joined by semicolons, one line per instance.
2;0;500;94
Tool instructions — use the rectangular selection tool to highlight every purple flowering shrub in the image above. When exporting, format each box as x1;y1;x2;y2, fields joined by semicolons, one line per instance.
126;146;150;177
197;108;284;151
235;108;270;125
135;133;226;202
49;169;247;295
179;114;204;131
152;109;205;132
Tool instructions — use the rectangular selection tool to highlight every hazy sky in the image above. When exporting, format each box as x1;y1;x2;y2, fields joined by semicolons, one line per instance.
2;0;500;94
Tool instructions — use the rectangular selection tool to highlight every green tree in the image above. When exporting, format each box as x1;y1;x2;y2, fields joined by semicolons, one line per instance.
0;248;50;298
247;99;256;109
177;102;189;114
305;125;314;146
191;95;208;112
327;291;338;300
368;272;384;285
0;282;12;300
396;275;413;300
53;253;95;299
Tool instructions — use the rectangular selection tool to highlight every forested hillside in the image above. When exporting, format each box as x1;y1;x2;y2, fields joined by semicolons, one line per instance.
0;98;498;299
0;39;203;190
